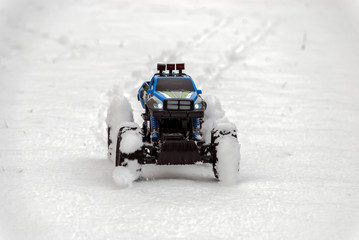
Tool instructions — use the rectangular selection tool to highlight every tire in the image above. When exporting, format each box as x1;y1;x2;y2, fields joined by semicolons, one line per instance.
115;122;143;180
107;127;112;159
211;123;240;183
106;96;134;162
142;121;151;143
115;132;124;167
107;127;112;149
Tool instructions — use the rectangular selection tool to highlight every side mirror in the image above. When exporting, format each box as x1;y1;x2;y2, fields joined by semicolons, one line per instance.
148;89;154;94
197;90;202;94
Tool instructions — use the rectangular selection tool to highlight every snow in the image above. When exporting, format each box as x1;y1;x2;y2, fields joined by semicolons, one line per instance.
112;165;135;188
1;0;359;239
210;121;240;184
215;135;240;185
118;122;143;154
106;96;134;162
106;96;133;129
201;96;241;185
202;95;228;143
112;160;141;189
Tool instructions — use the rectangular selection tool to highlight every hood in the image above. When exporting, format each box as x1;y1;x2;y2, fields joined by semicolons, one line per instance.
154;90;198;102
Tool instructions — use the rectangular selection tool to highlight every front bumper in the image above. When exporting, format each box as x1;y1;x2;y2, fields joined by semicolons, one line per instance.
150;109;204;118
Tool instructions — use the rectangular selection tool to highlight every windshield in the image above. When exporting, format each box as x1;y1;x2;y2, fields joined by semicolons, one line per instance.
155;78;195;92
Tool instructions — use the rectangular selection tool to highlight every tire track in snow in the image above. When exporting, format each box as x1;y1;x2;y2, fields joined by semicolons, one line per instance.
128;17;230;85
148;18;229;64
199;21;274;88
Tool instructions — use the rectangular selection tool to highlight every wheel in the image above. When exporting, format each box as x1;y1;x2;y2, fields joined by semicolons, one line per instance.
142;121;151;143
115;122;143;181
106;96;134;162
115;132;124;167
107;127;112;149
211;122;240;184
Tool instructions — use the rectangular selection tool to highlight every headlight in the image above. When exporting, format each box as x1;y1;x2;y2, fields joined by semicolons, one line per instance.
194;100;206;110
194;103;202;110
154;102;163;109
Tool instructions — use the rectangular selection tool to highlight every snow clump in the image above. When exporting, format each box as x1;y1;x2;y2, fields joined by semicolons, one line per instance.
113;160;141;188
202;95;240;185
118;122;143;154
106;96;134;162
214;122;241;185
201;95;228;143
106;96;133;128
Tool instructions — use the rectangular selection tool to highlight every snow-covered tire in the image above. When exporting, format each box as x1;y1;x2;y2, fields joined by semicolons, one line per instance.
115;122;143;179
106;96;134;162
107;127;115;161
142;121;151;143
107;127;112;149
211;122;240;184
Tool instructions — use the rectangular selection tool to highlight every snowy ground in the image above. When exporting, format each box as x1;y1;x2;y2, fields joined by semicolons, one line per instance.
1;0;359;239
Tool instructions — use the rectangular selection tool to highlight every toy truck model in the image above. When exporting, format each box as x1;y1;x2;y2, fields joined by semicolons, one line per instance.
107;63;240;184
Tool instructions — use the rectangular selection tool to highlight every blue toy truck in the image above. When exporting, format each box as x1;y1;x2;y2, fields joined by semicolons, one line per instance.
107;63;239;182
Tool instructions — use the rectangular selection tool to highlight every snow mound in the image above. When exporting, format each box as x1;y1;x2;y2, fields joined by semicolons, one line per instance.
202;96;240;184
216;136;240;185
106;96;133;127
212;121;238;141
202;95;228;143
118;122;143;154
112;166;135;188
213;121;237;132
112;160;141;188
106;96;134;162
203;95;226;120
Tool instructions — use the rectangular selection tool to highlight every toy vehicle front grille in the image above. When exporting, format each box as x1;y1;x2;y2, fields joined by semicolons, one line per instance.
164;99;193;111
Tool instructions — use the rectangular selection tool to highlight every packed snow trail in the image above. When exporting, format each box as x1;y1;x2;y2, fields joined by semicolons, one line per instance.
1;0;359;239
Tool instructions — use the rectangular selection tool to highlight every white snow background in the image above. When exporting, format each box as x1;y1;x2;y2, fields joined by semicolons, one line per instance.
1;0;359;239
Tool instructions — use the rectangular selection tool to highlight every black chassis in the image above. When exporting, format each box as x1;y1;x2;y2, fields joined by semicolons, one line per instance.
136;103;218;166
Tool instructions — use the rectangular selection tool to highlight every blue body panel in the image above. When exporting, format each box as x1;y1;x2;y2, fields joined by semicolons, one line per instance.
137;81;150;109
137;75;200;109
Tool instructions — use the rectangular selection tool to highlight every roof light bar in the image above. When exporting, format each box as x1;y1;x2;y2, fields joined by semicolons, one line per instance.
157;63;166;75
176;63;185;74
157;63;186;75
167;64;175;74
